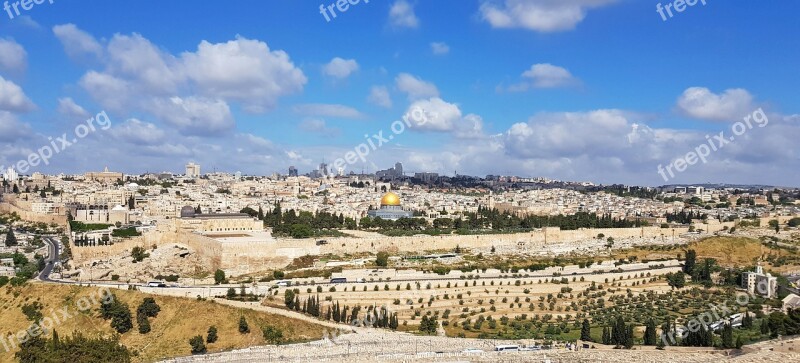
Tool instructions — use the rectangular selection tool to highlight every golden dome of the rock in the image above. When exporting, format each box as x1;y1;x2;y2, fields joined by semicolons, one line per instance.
380;192;401;206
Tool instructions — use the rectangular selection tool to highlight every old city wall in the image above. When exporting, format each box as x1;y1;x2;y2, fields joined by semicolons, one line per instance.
313;226;690;255
71;231;223;270
0;200;68;226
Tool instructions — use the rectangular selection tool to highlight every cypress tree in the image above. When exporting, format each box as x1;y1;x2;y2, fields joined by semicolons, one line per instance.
644;318;657;345
580;319;591;341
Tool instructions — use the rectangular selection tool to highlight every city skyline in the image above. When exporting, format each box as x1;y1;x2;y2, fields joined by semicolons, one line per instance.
0;1;797;186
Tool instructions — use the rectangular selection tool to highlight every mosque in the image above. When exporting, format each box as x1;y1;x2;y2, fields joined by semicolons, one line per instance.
367;192;413;220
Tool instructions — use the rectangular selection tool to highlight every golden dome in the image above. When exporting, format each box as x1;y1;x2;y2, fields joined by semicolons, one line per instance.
380;192;401;206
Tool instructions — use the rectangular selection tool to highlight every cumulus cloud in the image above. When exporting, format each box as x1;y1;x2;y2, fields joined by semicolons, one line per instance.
0;38;27;73
396;73;439;101
322;57;359;79
106;33;182;94
57;97;91;119
368;86;392;108
430;42;450;55
389;0;420;29
676;87;755;121
181;36;307;113
78;71;130;112
147;96;235;136
403;97;484;138
110;118;166;145
0;112;32;142
299;119;340;137
480;0;617;32
293;104;363;119
0;76;35;112
52;24;104;60
509;63;578;90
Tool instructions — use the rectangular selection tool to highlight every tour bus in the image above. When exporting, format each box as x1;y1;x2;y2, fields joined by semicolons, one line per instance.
330;277;347;284
274;280;290;287
494;344;519;352
147;281;166;287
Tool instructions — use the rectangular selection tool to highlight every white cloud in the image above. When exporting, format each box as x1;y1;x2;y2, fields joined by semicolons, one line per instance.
389;0;420;29
322;57;359;79
52;24;104;60
110;118;166;145
396;73;439;101
57;97;91;119
0;76;35;112
78;71;130;112
368;86;392;108
107;33;182;94
181;36;307;113
430;42;450;55
15;16;41;30
299;119;340;137
515;63;578;89
404;97;484;138
293;104;363;119
480;0;617;32
676;87;755;121
0;112;32;142
147;96;235;136
0;38;27;73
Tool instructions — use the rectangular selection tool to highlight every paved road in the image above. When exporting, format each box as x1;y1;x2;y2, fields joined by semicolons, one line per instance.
38;236;59;281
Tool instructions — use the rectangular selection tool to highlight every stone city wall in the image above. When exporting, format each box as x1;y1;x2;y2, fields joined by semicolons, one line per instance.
311;226;690;255
0;199;68;226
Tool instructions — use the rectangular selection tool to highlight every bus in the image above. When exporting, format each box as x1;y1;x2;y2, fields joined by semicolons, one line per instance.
330;278;347;284
494;344;519;352
147;281;166;287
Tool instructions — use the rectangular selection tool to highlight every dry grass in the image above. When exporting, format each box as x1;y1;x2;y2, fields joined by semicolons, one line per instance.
0;283;325;362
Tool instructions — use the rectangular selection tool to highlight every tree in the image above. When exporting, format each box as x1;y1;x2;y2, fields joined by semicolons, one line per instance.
602;326;610;345
284;289;295;309
214;269;226;285
683;249;696;274
742;312;753;329
721;323;734;348
5;228;17;247
238;316;250;334
206;326;218;343
130;247;149;263
189;335;206;354
110;304;133;334
227;287;237;299
136;311;151;334
769;220;780;234
768;312;785;338
262;325;284;345
127;196;135;210
580;319;592;341
644;318;657;345
138;298;160;318
375;252;389;267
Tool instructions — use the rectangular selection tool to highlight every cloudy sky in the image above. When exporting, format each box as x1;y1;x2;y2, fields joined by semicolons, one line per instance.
0;0;798;186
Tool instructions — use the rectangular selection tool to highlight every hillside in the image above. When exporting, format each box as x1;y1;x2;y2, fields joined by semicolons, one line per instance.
0;283;326;362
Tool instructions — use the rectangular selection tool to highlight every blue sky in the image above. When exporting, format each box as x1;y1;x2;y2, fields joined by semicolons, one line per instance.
0;0;798;186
